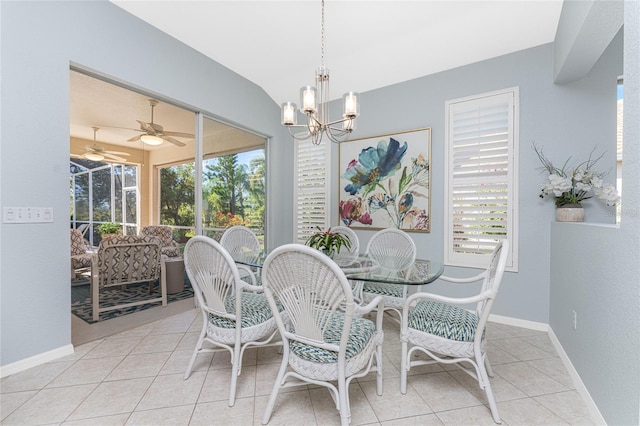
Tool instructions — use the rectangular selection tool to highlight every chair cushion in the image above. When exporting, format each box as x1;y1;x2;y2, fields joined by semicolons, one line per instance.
70;229;90;256
161;245;180;258
289;312;375;363
362;282;404;298
408;300;479;342
71;253;93;269
208;292;275;329
142;226;175;247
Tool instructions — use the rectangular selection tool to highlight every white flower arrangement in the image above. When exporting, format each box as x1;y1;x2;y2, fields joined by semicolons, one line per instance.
534;144;620;207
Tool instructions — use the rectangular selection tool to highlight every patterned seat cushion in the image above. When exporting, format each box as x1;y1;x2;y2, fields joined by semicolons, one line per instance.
71;253;93;269
142;226;180;257
362;282;404;298
289;312;375;363
208;292;276;329
161;246;180;257
70;229;91;256
408;300;478;342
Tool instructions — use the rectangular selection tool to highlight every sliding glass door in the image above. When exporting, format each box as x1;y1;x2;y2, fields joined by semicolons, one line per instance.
200;116;267;247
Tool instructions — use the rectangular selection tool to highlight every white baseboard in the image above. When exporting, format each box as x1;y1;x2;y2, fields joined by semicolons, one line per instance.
488;313;549;332
0;344;75;378
547;328;607;425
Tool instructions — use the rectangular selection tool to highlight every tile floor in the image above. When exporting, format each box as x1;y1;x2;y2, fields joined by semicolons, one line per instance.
1;308;597;425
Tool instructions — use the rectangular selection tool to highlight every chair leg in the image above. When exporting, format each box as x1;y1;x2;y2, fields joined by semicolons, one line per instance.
228;344;242;407
485;353;495;377
376;343;383;396
400;341;408;394
184;322;207;380
262;351;289;425
478;355;501;424
338;376;350;426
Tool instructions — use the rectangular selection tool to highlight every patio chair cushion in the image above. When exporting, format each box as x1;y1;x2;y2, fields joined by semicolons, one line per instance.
70;229;92;256
408;300;479;342
362;282;404;298
71;254;93;269
71;229;94;270
207;292;276;329
289;312;375;363
141;225;180;257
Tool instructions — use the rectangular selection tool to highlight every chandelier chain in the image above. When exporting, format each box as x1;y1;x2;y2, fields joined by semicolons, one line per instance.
321;0;325;69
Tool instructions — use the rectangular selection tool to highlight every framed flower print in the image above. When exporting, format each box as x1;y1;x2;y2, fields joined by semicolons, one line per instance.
338;128;431;232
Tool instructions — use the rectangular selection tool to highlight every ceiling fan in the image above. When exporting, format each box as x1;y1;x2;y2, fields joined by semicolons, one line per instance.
126;99;194;147
72;127;131;162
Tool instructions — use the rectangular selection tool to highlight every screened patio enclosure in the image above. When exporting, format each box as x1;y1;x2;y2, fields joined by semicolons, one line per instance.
70;72;267;248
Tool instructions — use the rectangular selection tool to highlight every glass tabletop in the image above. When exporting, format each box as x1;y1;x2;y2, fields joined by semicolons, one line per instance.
230;248;444;286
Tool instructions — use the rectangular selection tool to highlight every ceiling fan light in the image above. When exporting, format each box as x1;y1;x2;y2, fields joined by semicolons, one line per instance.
141;134;163;146
85;152;105;161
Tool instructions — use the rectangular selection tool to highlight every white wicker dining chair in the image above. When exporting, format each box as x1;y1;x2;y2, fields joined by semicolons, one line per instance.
261;244;385;426
400;240;509;424
360;228;417;320
183;236;280;407
331;225;360;257
220;225;261;285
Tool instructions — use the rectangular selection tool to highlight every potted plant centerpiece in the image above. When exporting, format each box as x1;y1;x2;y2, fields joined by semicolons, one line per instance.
534;144;619;221
97;222;121;240
306;226;351;257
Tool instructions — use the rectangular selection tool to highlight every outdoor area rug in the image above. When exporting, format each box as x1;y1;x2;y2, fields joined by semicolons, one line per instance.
71;277;193;324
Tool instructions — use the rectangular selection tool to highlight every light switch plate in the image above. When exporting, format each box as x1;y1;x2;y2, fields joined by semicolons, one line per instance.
3;207;54;223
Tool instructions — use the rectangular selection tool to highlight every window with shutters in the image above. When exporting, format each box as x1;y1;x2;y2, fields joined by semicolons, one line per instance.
444;88;518;271
294;139;331;243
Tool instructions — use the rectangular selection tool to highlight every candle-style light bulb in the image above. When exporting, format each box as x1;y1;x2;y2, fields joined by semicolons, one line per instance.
281;102;297;126
343;92;359;118
300;86;317;113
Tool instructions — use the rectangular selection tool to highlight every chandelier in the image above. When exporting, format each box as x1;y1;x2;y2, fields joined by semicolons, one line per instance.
281;0;359;145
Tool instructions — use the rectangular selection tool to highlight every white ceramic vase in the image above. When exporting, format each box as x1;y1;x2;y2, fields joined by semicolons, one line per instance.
555;204;584;222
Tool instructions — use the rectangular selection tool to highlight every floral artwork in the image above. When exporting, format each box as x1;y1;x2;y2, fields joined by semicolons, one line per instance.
338;128;431;232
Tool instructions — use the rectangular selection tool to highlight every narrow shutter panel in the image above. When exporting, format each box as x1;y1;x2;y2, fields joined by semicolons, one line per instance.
294;140;329;243
445;89;517;269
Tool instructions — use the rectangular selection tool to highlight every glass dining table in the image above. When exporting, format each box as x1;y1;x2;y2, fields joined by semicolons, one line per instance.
229;248;444;287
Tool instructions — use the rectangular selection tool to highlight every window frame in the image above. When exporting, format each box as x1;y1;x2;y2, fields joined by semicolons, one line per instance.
444;87;519;271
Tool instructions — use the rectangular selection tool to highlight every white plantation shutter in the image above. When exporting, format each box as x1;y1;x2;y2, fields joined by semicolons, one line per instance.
294;139;330;243
444;88;518;270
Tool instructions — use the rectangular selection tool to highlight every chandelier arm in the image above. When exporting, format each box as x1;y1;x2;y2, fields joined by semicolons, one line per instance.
325;117;352;127
286;126;313;141
327;126;352;136
325;131;350;144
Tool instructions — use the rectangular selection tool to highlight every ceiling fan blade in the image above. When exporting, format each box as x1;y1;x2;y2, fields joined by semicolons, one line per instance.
137;120;157;134
162;131;195;138
163;136;186;147
104;150;130;156
102;153;128;162
127;134;142;142
98;125;143;132
70;153;83;158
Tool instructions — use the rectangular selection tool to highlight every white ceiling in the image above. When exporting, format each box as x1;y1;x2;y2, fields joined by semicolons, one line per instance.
72;1;563;147
111;0;563;105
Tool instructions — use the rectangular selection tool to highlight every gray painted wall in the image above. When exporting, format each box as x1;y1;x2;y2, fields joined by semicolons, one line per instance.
334;34;621;324
0;1;292;367
550;0;640;424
